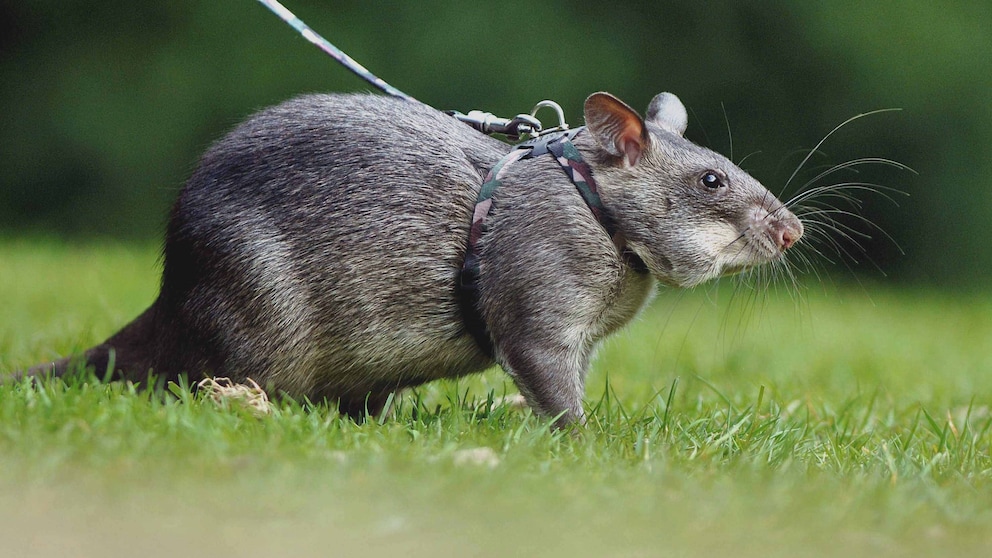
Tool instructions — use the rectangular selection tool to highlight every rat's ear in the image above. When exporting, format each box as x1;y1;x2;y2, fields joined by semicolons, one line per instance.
645;92;688;137
584;92;649;166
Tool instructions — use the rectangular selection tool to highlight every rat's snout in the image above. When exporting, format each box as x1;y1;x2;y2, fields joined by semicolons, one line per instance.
771;214;804;251
745;203;804;256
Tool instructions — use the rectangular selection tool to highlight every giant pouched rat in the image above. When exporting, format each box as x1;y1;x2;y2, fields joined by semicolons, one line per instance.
22;91;802;426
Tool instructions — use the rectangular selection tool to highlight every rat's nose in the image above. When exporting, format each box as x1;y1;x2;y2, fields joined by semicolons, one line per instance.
773;217;803;250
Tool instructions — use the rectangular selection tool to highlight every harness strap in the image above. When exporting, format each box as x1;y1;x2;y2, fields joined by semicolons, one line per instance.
457;149;529;356
545;133;624;250
458;128;643;357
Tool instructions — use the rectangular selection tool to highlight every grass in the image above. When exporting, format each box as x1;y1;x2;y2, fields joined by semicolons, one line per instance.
1;238;991;557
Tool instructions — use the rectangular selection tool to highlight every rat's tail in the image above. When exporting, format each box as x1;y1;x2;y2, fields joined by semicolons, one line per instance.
12;299;164;385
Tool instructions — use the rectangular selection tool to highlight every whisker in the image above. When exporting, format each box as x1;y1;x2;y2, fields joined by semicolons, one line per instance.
803;219;869;252
722;102;733;163
804;157;915;183
737;150;762;168
799;206;905;255
786;181;908;208
799;226;854;263
775;147;826;186
795;209;875;239
807;230;879;277
797;236;839;265
784;109;903;192
803;224;889;275
791;158;915;198
717;109;910;327
689;106;713;151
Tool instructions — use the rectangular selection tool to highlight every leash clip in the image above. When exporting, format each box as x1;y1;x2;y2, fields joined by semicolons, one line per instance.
447;110;542;140
447;100;569;141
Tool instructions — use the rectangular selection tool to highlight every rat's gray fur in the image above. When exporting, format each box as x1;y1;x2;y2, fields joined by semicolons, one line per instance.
24;92;802;426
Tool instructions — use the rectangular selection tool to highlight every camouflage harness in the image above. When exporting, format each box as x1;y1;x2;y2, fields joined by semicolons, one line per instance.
458;128;646;357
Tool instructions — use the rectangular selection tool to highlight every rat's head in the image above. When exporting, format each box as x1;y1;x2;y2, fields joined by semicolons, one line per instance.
583;91;803;288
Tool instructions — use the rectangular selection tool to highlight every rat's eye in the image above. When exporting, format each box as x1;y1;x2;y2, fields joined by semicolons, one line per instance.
700;171;726;189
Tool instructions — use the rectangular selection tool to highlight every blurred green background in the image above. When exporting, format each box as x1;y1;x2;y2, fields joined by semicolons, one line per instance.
1;1;989;285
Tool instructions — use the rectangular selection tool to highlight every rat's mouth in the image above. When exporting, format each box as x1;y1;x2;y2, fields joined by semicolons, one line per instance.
714;231;789;277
